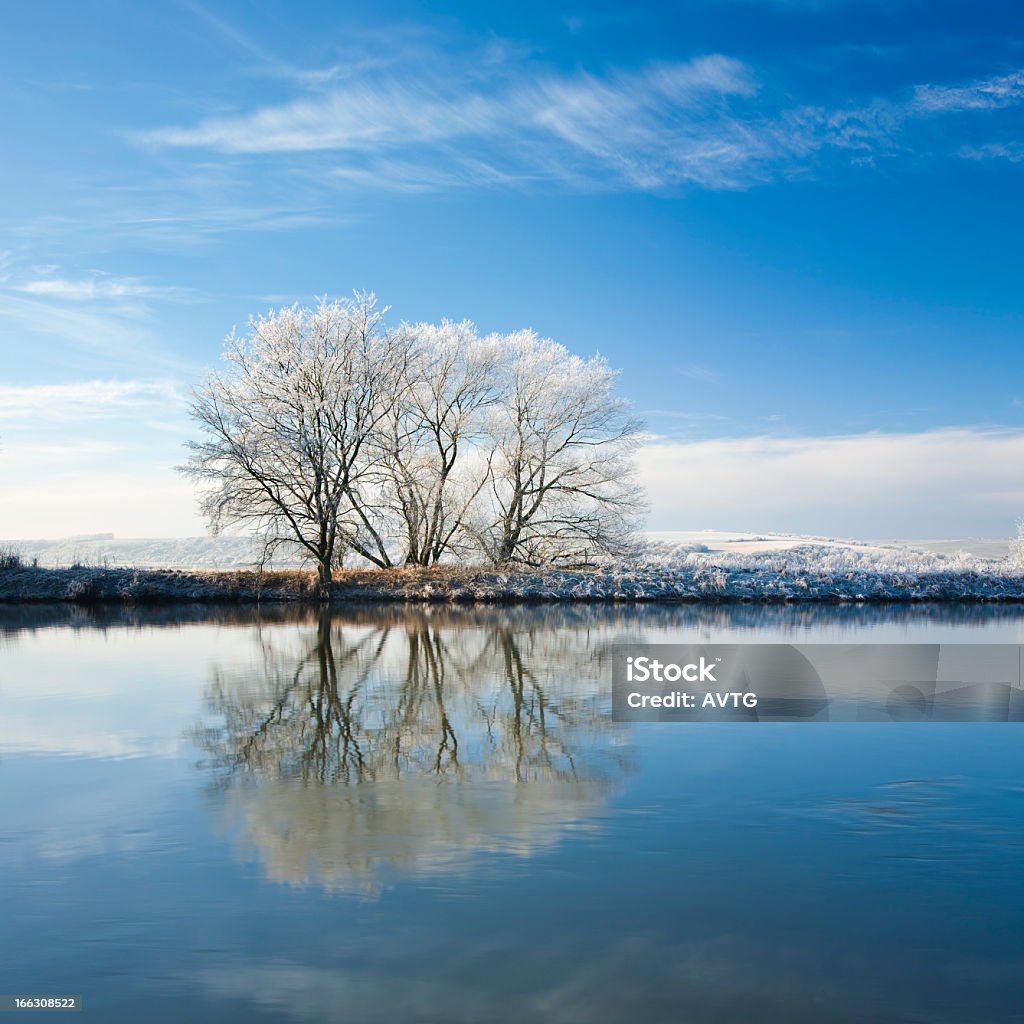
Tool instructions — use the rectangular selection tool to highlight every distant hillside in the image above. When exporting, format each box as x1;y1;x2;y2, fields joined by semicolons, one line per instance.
1;530;1009;571
1;535;304;570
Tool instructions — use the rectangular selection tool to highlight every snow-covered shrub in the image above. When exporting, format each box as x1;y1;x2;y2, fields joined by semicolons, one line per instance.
66;578;94;601
1009;521;1024;569
0;547;25;570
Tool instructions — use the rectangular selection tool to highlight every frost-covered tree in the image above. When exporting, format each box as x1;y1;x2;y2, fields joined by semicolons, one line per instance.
380;321;500;565
183;295;646;584
477;331;646;566
181;294;409;594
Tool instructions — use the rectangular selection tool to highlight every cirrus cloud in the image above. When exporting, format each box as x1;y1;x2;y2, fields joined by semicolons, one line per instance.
136;50;1024;192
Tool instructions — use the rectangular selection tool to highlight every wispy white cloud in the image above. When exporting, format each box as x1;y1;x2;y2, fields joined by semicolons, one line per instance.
5;155;342;251
180;0;414;91
139;78;505;153
137;55;783;190
181;0;301;81
911;70;1024;114
136;47;1024;192
0;379;184;421
1;297;165;377
0;257;205;374
328;158;528;193
100;204;337;244
14;274;183;302
960;141;1024;163
638;428;1024;536
677;364;722;383
527;58;764;188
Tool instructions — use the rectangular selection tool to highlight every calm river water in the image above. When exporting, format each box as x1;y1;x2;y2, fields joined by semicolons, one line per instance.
2;603;1023;1022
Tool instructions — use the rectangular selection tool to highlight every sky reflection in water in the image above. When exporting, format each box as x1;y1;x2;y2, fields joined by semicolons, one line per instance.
1;603;1023;1022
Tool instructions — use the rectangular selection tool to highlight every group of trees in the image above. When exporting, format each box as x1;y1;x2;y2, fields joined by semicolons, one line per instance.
182;293;645;591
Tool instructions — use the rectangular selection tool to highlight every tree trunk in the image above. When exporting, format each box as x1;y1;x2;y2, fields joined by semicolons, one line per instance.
317;558;333;603
497;522;519;564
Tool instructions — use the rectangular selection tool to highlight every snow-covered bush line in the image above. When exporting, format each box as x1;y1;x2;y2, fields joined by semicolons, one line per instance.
2;559;1024;605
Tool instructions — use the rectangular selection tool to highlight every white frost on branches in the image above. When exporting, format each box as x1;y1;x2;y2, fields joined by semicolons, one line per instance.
181;294;646;587
474;330;645;566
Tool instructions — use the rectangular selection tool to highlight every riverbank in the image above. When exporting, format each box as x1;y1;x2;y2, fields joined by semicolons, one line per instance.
3;562;1024;604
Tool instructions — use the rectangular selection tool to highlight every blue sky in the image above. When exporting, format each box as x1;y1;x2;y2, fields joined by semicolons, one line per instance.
2;0;1024;537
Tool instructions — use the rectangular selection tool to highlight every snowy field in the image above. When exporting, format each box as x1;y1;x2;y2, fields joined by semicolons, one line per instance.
1;534;278;570
2;530;1012;571
644;531;1011;566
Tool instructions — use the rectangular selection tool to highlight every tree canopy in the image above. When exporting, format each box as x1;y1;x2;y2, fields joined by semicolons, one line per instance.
182;293;645;593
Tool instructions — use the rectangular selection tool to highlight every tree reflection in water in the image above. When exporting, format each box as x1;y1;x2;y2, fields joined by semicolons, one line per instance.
195;609;631;893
